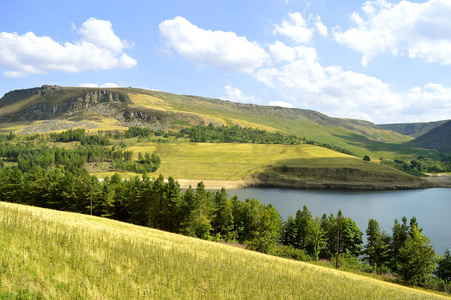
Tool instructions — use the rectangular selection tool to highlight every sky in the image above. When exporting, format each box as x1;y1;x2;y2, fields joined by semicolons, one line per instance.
1;0;451;124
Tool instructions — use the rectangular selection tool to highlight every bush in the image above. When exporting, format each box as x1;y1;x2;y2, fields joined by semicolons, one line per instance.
269;245;311;261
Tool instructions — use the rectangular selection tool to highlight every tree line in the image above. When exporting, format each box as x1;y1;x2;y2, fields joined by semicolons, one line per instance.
381;155;451;173
0;141;160;174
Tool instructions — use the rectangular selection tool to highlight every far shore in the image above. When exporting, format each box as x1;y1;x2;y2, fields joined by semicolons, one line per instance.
173;174;451;190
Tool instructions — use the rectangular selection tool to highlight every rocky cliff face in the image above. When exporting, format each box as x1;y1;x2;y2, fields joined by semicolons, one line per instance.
14;89;127;121
0;86;197;128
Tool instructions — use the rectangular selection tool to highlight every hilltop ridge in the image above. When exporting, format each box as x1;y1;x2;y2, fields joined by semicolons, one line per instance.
0;85;410;150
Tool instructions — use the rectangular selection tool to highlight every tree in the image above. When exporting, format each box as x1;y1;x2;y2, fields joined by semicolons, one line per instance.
281;215;297;246
364;219;390;268
363;155;371;162
390;217;409;269
295;205;313;249
339;216;363;257
398;226;435;285
435;248;451;282
320;213;337;259
307;217;327;261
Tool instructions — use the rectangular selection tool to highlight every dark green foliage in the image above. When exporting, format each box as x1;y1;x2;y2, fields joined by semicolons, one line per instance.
435;249;451;282
295;205;313;249
81;134;110;146
269;245;311;261
181;123;304;144
339;216;363;257
363;155;371;162
307;217;327;261
50;129;86;142
364;219;390;268
6;131;16;141
381;155;451;173
398;227;436;285
124;126;154;138
0;140;159;174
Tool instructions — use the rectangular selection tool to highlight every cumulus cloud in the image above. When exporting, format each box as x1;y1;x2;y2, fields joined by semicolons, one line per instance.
79;18;132;53
274;12;314;44
221;85;259;104
334;0;451;66
269;41;297;63
269;101;294;108
255;45;451;123
0;18;137;78
159;16;269;73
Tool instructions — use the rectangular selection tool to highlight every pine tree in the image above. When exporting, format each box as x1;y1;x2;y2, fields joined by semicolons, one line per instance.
295;205;313;249
435;248;451;282
364;219;390;268
398;226;435;285
307;217;327;261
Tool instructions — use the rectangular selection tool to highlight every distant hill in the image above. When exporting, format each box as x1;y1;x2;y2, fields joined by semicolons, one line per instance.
377;120;449;138
408;120;451;153
0;85;413;158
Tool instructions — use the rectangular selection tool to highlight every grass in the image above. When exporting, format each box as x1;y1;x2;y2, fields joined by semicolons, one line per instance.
123;143;361;180
0;122;31;135
1;201;449;299
90;142;418;184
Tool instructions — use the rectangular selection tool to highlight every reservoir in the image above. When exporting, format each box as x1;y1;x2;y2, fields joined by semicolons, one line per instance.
225;187;450;255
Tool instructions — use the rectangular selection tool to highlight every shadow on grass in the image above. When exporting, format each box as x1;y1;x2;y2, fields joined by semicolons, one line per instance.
331;133;434;157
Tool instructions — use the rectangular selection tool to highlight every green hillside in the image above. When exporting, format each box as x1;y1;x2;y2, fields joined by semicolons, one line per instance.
378;120;449;138
1;201;448;299
408;120;451;153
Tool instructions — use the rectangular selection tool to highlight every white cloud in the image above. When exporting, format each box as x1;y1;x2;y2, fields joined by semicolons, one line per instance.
314;16;328;37
79;83;121;88
269;101;294;108
79;18;132;54
269;41;297;63
0;18;137;78
334;0;451;66
255;45;451;123
159;16;269;73
274;12;314;44
221;85;259;104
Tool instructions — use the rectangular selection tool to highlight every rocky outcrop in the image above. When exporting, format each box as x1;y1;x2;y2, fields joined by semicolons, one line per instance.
17;90;126;121
122;110;160;123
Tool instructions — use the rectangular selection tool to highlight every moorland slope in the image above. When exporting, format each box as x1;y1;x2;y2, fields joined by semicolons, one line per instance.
1;201;448;299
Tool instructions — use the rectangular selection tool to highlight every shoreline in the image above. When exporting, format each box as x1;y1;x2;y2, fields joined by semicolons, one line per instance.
174;175;451;190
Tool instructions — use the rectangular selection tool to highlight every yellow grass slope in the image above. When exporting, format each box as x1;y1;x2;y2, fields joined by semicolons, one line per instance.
1;201;448;299
94;143;418;188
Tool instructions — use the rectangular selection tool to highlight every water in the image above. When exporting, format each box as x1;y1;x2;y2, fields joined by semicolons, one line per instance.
224;188;451;255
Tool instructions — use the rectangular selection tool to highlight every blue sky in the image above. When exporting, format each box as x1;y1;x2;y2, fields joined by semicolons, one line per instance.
1;0;451;124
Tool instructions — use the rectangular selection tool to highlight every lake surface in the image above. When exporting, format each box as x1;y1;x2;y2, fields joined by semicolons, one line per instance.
224;188;450;255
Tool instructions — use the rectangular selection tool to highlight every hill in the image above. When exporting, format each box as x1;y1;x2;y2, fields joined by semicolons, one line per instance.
0;85;414;159
378;120;449;138
1;201;448;299
408;120;451;153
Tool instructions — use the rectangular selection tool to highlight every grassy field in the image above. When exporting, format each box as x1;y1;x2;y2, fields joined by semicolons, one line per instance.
92;142;415;182
1;201;449;299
